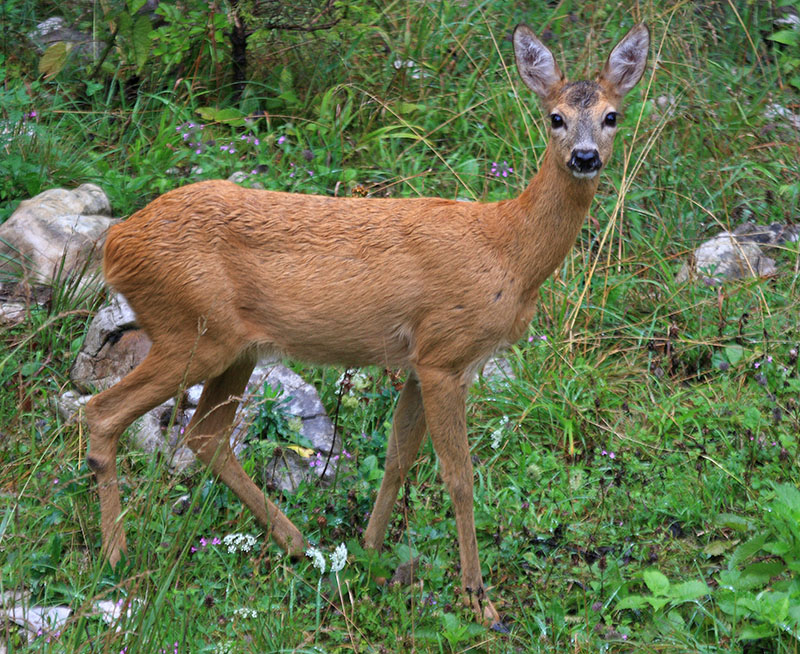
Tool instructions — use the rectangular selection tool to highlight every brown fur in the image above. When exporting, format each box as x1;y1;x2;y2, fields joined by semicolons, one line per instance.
85;22;649;628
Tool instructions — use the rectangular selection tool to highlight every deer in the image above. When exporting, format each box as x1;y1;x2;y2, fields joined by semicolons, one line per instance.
84;22;649;630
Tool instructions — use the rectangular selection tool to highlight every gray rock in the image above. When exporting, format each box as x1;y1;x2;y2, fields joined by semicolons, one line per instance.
0;302;26;326
28;16;99;60
676;223;798;285
0;184;117;285
252;363;337;454
764;103;800;131
481;356;515;386
70;295;148;393
0;603;72;646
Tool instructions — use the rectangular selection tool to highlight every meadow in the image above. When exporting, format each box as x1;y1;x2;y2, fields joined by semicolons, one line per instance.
1;0;799;651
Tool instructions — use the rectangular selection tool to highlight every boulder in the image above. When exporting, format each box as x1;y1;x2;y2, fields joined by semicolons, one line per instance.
676;222;798;285
0;184;117;285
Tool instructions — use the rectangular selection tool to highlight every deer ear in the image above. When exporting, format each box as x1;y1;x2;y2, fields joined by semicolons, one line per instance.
599;23;649;97
513;25;563;101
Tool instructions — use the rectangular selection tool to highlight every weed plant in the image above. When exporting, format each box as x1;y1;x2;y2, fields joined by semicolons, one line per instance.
1;0;799;652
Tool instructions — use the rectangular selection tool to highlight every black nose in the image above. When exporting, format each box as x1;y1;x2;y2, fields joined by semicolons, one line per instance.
568;149;601;174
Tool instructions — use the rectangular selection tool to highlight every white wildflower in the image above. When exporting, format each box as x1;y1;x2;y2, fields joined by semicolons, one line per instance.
306;546;327;575
330;542;348;574
490;415;510;450
233;607;257;619
213;641;233;654
223;532;257;553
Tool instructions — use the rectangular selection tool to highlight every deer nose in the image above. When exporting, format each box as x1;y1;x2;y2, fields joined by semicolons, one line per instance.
568;149;601;175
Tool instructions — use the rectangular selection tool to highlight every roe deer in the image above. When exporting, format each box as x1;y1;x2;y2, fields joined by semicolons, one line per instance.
85;22;649;629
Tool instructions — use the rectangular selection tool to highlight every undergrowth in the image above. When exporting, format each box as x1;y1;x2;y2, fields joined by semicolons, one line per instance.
1;0;799;652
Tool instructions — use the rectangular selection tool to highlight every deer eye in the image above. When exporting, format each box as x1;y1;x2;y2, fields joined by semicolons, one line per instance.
604;111;618;127
550;113;565;129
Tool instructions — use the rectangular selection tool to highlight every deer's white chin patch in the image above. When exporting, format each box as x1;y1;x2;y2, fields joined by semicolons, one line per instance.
571;170;599;180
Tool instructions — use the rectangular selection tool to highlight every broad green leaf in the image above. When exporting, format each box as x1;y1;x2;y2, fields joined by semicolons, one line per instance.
615;595;647;610
724;344;744;365
703;539;737;556
39;42;70;78
738;623;776;640
132;15;152;72
645;596;670;611
643;569;670;596
716;512;754;533
773;482;800;514
668;580;710;601
395;101;424;115
729;533;768;569
196;107;247;126
768;29;800;46
20;360;41;377
740;560;786;585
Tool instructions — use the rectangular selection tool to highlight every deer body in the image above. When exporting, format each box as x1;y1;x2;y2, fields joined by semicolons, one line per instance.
86;23;648;630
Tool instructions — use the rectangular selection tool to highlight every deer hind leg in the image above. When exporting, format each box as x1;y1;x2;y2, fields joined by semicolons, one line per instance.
415;365;504;629
85;344;203;567
363;372;427;551
183;357;305;557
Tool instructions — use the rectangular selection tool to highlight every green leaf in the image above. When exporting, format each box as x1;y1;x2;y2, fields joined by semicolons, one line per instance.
768;29;800;46
738;623;776;640
20;360;41;377
643;569;670;596
131;14;152;72
724;344;744;365
39;42;71;78
773;482;800;513
729;533;768;569
646;596;670;610
196;107;247;126
615;595;646;611
127;0;147;13
395;101;424;115
740;560;786;585
716;512;753;533
668;580;710;601
703;539;737;557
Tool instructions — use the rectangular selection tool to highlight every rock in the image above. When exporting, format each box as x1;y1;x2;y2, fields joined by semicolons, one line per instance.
0;302;26;326
228;171;264;189
676;222;798;285
70;294;148;393
28;17;89;51
481;356;515;386
764;103;800;131
0;184;117;286
253;363;337;454
0;603;72;646
53;390;89;424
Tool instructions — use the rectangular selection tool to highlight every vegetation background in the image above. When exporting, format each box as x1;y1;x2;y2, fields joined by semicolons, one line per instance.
1;0;799;651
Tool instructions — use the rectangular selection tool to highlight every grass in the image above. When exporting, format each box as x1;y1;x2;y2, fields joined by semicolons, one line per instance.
1;0;799;651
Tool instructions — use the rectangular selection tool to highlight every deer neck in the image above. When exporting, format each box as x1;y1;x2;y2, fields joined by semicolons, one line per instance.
505;145;600;290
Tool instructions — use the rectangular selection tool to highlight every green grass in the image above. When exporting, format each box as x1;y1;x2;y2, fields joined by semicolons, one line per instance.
2;0;799;651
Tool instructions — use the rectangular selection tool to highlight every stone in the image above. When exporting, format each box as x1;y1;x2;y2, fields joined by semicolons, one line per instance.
676;222;798;285
0;302;25;326
481;356;515;386
70;294;148;393
0;184;117;286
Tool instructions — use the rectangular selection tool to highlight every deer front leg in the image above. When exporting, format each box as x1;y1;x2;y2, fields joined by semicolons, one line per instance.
415;366;504;630
363;372;427;550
